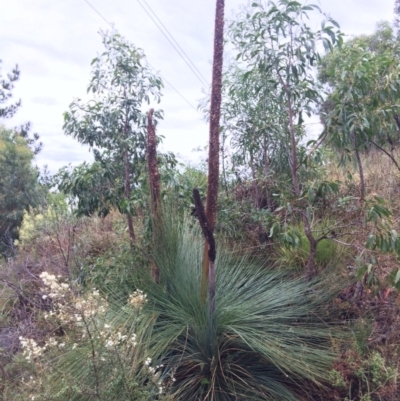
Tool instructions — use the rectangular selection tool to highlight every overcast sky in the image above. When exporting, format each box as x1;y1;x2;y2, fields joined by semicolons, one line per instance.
0;0;395;173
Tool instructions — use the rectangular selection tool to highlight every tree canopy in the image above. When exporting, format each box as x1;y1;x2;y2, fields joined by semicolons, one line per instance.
0;126;39;255
319;23;400;199
60;30;167;242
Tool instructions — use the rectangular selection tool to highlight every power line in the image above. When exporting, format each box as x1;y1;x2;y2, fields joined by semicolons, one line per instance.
81;0;199;112
150;66;198;112
83;0;111;27
136;0;209;87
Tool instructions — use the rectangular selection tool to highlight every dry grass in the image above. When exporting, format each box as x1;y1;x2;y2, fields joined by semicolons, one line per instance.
0;210;129;363
327;149;400;206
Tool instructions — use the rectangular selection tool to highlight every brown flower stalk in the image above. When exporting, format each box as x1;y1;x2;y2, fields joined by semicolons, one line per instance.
201;0;225;300
147;108;161;214
147;108;161;281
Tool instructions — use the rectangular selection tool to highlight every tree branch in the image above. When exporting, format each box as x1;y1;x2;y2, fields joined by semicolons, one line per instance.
368;139;400;172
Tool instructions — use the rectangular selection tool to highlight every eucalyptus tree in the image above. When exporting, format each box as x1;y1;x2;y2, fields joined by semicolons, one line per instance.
228;0;341;278
62;31;163;243
319;24;400;200
219;63;294;208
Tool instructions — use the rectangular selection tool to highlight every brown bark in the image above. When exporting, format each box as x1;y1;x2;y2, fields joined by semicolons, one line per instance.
124;150;135;244
287;95;300;197
305;227;317;281
353;133;365;202
201;0;225;300
147;108;161;282
205;0;225;230
123;88;135;244
369;139;400;172
194;189;216;315
263;137;273;211
283;78;317;280
147;109;161;213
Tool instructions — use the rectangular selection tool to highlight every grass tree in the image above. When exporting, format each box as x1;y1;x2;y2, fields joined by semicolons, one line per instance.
6;4;349;400
136;214;345;401
133;3;346;399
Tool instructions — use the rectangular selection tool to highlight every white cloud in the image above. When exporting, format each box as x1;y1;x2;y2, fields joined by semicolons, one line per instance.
0;0;395;173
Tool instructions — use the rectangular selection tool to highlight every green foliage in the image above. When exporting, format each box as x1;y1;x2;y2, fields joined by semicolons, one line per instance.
79;246;144;297
276;223;340;270
163;166;207;212
0;60;41;154
222;1;342;192
0;60;20;119
361;351;396;387
57;161;121;217
329;349;397;401
131;215;345;400
224;1;344;277
0;60;43;255
357;196;400;289
320;23;400;169
16;192;69;246
5;4;400;401
0;126;40;255
61;30;164;218
216;62;294;185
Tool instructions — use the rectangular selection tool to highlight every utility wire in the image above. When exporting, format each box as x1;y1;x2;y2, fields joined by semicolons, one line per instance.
136;0;209;87
83;0;111;26
82;0;199;112
150;66;199;112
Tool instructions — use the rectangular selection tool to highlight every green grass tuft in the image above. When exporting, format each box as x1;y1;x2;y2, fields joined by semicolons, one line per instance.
132;215;346;400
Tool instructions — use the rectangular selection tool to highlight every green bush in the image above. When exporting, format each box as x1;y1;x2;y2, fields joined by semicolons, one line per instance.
277;223;340;271
16;192;69;246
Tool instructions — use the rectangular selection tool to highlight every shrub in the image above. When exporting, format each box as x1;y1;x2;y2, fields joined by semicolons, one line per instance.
277;223;341;271
3;272;171;401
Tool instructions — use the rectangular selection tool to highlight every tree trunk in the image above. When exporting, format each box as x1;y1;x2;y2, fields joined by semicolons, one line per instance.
353;133;365;202
250;151;260;209
194;189;216;316
287;97;300;197
205;0;224;230
123;90;135;244
124;149;135;244
221;129;229;196
305;225;317;281
263;136;273;210
201;0;225;302
285;88;317;280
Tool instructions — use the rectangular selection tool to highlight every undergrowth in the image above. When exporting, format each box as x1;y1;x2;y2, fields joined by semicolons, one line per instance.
1;151;400;400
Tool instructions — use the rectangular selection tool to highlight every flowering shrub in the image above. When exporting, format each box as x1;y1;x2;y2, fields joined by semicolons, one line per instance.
10;273;173;401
